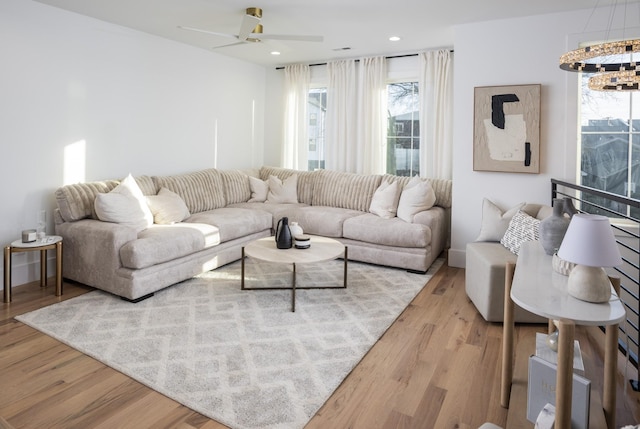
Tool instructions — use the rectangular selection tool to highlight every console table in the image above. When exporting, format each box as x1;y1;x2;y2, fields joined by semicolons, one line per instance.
500;241;626;429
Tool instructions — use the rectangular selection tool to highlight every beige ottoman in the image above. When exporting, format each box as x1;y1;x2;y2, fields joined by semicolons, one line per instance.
466;241;546;323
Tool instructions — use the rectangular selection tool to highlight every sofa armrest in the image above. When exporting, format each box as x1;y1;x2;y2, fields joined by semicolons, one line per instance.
55;219;138;286
412;206;447;255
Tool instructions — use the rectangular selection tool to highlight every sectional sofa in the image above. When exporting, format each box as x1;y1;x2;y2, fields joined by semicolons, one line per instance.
54;166;452;301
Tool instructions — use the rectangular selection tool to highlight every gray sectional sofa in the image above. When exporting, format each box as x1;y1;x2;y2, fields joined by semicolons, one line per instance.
54;166;452;301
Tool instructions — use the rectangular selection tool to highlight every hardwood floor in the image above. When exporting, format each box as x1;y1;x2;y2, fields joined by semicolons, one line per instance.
1;262;639;428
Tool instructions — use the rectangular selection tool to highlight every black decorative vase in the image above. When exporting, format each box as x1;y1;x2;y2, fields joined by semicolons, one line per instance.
275;217;293;249
539;199;570;255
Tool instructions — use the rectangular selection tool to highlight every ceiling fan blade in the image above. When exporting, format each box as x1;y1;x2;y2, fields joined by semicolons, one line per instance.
178;26;238;40
211;41;248;50
238;14;261;41
257;34;323;42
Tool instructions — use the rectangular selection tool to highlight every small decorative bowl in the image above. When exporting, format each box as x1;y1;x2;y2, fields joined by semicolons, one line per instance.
294;234;310;249
552;253;576;276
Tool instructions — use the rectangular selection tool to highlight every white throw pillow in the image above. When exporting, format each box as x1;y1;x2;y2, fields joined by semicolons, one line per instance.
397;176;436;223
248;176;269;202
476;198;526;242
266;175;298;204
500;210;541;255
94;174;153;231
369;180;401;219
146;187;191;224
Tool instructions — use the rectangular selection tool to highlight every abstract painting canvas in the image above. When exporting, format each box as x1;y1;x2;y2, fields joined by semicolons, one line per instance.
473;84;541;173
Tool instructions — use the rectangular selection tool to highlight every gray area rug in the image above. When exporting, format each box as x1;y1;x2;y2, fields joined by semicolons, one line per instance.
16;258;442;429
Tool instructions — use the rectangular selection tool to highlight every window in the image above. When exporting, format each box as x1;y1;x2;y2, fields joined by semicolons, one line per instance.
308;87;327;170
387;82;420;176
579;75;640;218
306;80;421;175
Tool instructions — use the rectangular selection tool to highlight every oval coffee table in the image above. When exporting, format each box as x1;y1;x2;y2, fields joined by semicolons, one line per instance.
241;235;347;312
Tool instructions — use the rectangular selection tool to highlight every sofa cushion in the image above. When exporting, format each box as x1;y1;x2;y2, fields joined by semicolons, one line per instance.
146;188;191;225
383;174;452;209
185;207;272;242
94;174;154;231
56;180;120;222
369;179;401;219
267;175;298;204
152;168;225;214
343;213;431;248
278;206;364;238
248;177;269;202
120;223;220;269
219;169;251;205
397;176;436;222
500;210;540;255
312;170;382;212
476;198;526;242
260;166;316;205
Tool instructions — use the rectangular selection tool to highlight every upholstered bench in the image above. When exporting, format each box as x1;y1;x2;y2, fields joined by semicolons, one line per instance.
465;200;551;323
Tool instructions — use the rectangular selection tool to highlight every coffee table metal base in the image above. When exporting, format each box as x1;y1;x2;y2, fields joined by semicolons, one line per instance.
241;246;348;312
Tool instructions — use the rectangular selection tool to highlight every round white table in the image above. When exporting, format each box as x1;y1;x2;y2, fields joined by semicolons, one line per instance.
4;235;63;303
241;235;347;312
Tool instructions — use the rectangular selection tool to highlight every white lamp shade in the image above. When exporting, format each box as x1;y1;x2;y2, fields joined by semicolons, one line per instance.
557;213;622;267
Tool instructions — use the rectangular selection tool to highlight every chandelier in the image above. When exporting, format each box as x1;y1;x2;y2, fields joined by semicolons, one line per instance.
559;2;640;91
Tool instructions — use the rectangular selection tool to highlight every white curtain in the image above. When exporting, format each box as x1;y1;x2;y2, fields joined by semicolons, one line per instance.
282;64;310;170
357;57;387;175
326;58;387;174
418;49;453;179
325;60;357;172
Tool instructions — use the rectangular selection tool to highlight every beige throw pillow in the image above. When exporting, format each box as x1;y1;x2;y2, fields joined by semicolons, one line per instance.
476;198;526;242
266;175;298;204
369;180;401;219
248;176;269;202
94;174;153;231
397;176;436;223
146;188;191;224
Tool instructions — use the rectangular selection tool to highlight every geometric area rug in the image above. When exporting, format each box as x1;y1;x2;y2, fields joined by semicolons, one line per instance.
16;258;442;429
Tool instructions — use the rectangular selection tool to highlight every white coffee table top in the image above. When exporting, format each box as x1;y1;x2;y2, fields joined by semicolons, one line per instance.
511;241;626;326
244;235;345;264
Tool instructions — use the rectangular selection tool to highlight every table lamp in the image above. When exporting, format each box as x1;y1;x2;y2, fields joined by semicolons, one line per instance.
557;213;622;303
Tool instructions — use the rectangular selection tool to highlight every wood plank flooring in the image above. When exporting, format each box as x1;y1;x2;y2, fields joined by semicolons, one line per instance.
1;261;639;428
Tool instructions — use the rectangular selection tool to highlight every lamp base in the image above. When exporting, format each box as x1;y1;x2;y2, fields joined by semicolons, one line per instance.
567;264;611;303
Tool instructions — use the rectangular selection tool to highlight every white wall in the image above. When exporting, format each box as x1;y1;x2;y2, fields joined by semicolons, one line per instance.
1;0;266;286
448;7;636;267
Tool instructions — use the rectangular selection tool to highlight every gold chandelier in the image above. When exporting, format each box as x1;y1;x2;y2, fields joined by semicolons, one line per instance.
559;2;640;91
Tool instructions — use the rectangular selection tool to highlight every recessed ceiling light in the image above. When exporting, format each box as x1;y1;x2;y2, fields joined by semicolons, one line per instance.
270;51;281;55
389;36;401;42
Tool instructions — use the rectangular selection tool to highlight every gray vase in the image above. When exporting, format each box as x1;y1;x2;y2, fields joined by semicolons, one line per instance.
539;199;570;255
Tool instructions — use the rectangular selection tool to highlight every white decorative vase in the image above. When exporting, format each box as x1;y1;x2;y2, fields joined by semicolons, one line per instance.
289;222;303;238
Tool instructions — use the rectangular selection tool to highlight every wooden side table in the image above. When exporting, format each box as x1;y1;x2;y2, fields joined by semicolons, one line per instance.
3;236;63;303
501;241;626;429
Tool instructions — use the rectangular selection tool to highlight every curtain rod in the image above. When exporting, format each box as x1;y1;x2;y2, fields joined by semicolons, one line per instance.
274;50;454;70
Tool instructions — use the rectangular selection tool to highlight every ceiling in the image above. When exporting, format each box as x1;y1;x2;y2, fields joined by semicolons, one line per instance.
34;0;627;67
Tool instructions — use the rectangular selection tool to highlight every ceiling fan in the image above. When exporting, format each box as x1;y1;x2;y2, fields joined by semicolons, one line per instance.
179;7;324;49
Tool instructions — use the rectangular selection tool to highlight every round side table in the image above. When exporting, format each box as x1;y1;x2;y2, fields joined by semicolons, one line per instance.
3;236;63;303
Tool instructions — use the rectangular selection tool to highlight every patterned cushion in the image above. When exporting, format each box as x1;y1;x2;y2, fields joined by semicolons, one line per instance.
500;210;540;255
312;170;382;212
218;169;251;205
152;169;225;214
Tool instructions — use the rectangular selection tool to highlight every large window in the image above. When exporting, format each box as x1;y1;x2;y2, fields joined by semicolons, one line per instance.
579;75;640;218
387;82;420;176
308;87;327;171
306;81;420;175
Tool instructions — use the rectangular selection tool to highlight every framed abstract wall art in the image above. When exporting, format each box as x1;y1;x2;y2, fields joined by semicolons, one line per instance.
473;84;541;173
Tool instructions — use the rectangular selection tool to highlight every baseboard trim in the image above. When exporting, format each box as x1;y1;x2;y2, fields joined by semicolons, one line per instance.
447;248;466;268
